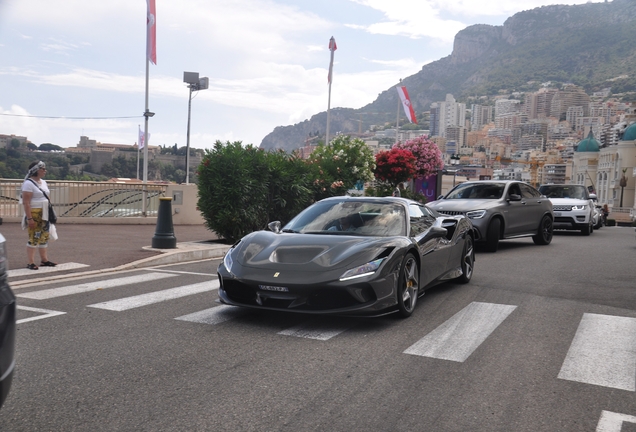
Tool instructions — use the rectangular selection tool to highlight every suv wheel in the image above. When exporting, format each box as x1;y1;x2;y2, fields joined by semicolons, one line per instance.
533;215;553;245
581;223;591;236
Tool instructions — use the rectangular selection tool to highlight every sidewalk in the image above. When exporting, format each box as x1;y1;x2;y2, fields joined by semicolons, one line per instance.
0;222;231;287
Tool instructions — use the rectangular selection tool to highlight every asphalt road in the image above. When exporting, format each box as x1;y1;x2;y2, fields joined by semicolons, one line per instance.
1;226;635;431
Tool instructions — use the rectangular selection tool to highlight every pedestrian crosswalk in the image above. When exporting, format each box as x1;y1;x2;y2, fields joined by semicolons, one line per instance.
14;271;636;392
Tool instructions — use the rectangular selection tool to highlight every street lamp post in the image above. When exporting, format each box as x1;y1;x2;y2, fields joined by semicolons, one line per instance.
450;154;460;186
183;71;209;184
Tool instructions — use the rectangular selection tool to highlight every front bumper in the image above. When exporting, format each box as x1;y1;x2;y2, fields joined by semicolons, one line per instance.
217;266;400;317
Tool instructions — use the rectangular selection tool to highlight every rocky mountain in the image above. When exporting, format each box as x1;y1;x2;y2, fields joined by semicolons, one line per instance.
260;0;636;152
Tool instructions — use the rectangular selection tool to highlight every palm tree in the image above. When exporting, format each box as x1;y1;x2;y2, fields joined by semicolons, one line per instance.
619;168;627;207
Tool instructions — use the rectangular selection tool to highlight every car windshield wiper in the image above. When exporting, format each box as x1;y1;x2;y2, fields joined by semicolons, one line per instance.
281;229;299;233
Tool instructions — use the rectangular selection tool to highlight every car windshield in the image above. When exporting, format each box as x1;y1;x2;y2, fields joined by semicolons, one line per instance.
539;185;587;199
445;183;505;199
283;200;407;236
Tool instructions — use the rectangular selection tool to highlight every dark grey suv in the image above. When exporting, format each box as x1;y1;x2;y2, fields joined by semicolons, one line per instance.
428;180;554;252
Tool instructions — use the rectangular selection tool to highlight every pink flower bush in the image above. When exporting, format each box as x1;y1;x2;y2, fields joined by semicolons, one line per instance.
394;135;444;179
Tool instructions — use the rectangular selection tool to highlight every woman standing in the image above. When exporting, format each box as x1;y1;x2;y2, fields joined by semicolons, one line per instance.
21;161;56;270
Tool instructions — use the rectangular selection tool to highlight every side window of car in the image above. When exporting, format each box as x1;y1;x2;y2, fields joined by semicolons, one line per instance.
409;204;434;237
520;183;539;199
508;183;521;198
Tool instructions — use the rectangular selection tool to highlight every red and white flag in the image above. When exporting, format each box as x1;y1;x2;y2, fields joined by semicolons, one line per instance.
146;0;157;64
397;86;417;124
138;125;145;149
328;36;337;84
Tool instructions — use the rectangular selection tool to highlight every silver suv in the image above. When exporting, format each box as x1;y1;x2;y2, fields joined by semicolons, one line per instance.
428;180;554;252
538;184;595;235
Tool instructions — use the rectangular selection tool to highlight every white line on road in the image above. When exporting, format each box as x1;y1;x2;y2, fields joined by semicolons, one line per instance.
16;306;66;324
596;410;636;431
558;313;636;391
278;319;354;341
17;273;177;300
175;304;247;325
87;280;219;311
403;302;517;362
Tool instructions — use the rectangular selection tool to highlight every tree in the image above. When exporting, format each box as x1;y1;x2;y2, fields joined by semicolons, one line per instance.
374;147;416;186
306;135;375;200
39;143;63;152
394;135;444;179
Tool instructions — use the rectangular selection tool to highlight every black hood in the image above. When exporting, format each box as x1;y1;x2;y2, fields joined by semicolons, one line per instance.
233;231;400;272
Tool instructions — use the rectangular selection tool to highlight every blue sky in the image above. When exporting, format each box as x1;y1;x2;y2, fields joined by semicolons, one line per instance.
0;0;601;149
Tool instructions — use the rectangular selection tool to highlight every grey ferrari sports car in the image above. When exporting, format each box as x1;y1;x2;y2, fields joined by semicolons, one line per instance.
217;196;475;318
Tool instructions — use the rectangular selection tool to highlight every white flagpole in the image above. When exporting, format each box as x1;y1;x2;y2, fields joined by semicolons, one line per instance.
142;56;150;216
137;125;140;180
326;36;336;146
396;79;401;145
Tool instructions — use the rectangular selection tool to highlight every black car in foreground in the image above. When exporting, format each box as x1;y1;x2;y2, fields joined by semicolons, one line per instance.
218;196;475;318
0;233;16;409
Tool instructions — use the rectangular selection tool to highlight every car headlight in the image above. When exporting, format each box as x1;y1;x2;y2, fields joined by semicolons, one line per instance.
223;248;234;273
572;205;587;210
466;210;487;219
339;259;385;281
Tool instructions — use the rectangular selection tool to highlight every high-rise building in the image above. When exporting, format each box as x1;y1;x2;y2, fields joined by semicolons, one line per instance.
470;104;493;131
550;84;591;120
429;94;466;138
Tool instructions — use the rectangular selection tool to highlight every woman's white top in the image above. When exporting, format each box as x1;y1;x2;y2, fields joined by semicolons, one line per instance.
21;179;50;209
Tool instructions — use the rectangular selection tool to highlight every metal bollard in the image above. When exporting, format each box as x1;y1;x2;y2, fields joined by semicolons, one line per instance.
152;197;177;249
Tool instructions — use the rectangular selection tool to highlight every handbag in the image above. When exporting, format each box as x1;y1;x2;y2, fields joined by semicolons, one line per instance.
28;179;57;224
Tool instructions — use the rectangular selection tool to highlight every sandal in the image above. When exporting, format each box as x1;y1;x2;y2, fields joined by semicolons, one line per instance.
26;263;39;270
40;261;57;267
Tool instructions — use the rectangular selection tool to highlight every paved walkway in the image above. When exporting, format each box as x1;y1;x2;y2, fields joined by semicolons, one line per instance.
0;222;231;286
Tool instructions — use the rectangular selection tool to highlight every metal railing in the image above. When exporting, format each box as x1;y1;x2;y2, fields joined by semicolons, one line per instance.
0;180;167;219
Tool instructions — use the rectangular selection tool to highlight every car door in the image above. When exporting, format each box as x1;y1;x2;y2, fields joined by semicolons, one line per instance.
409;203;449;286
519;183;546;233
503;182;528;235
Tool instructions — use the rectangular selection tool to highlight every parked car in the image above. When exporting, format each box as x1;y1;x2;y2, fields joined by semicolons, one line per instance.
0;233;16;409
218;196;475;318
593;205;604;230
428;180;553;252
538;184;596;235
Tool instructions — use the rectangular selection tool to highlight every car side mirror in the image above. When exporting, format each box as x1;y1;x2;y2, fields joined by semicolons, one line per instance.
508;194;522;202
268;221;281;233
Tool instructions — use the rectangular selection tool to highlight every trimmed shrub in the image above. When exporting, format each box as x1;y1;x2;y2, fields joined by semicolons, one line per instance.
606;218;616;226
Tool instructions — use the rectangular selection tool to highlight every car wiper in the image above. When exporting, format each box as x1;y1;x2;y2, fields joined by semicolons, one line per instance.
281;229;299;233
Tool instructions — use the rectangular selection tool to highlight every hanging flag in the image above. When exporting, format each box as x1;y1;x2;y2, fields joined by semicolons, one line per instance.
397;86;417;124
328;36;337;84
147;0;157;64
138;125;145;149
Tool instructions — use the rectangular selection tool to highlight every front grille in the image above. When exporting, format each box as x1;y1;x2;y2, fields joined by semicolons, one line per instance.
222;279;376;311
438;210;465;216
553;205;572;211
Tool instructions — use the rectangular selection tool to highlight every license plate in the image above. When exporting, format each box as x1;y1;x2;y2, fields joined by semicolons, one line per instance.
553;211;561;217
258;285;289;292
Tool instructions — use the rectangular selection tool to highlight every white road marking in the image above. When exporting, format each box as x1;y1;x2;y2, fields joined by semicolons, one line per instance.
16;306;66;324
278;320;353;341
175;305;247;325
404;302;517;362
558;313;636;391
18;273;177;300
596;411;636;432
8;262;89;278
87;280;219;311
145;268;215;277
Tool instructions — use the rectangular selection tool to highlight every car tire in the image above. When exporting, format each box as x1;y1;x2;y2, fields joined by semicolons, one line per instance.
397;253;419;318
532;215;553;245
581;223;591;236
456;235;474;284
484;218;500;252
